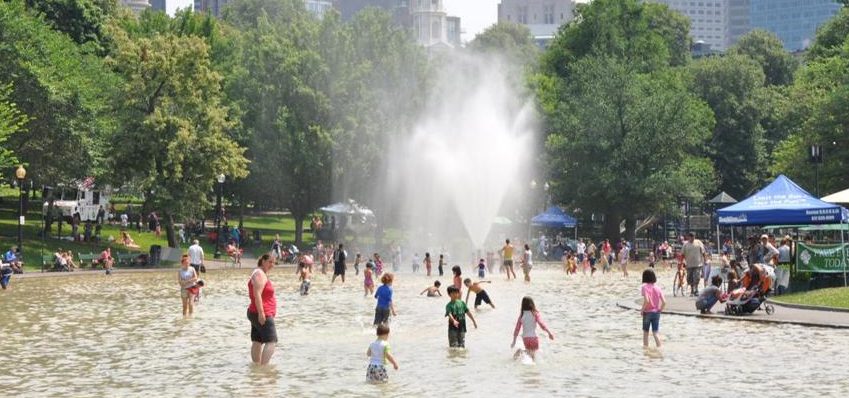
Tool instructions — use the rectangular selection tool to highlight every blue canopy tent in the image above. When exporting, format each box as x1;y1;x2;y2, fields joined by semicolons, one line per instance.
717;175;849;285
531;206;578;241
717;175;849;226
532;206;577;228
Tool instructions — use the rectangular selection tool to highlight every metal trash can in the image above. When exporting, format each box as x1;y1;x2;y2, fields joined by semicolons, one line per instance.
149;245;162;267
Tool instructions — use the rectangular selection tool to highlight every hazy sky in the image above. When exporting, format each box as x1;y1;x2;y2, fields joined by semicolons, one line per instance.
167;0;501;42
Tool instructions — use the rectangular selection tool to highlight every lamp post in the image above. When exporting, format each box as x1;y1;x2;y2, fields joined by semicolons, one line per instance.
15;165;26;256
528;179;537;241
213;174;225;259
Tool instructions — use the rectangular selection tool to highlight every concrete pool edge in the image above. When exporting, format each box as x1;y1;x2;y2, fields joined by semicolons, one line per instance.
616;299;849;329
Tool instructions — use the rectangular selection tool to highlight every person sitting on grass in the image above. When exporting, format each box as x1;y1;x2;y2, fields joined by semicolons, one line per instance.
695;275;726;314
121;231;140;249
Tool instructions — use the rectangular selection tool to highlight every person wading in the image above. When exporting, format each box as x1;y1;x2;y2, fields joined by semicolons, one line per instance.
248;254;277;365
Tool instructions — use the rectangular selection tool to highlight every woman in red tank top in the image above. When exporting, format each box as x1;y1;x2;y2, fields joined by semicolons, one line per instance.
248;254;277;365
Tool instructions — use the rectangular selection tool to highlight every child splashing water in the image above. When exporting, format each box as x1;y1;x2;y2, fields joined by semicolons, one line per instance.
511;296;554;362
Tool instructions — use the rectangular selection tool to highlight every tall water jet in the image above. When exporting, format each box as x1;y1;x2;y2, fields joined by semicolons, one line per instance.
385;54;536;252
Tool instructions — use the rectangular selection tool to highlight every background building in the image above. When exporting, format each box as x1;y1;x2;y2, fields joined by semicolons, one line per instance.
497;0;577;46
747;0;842;51
648;0;843;52
647;0;731;51
150;0;166;12
305;0;334;17
194;0;231;16
121;0;150;13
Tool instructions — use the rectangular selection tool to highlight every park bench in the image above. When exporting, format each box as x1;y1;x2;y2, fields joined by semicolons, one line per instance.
42;255;55;272
78;252;98;269
116;252;137;267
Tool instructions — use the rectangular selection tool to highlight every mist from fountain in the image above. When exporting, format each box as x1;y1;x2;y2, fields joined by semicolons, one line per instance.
384;54;536;252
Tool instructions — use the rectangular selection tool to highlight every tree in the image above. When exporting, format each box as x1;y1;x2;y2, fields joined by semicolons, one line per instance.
730;29;797;86
106;27;248;248
0;82;28;167
688;54;768;198
543;57;715;239
226;1;333;245
806;7;849;61
24;0;118;54
467;22;539;68
541;0;690;78
771;50;849;195
0;1;117;185
538;0;711;240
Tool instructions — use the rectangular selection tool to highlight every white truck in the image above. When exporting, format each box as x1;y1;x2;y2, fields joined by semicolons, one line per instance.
44;182;112;223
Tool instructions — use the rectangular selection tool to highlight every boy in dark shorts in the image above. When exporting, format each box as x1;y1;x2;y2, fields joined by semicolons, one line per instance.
445;286;477;348
463;278;495;310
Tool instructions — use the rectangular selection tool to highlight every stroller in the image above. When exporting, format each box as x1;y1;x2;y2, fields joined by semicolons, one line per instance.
725;263;775;316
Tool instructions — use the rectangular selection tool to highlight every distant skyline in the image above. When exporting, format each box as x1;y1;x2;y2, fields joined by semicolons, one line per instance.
167;0;502;42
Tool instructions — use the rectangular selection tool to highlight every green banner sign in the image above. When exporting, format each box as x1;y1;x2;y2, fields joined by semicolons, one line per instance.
796;242;849;273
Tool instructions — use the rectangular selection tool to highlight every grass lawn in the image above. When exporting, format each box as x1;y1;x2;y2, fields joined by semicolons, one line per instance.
0;193;314;272
771;287;849;309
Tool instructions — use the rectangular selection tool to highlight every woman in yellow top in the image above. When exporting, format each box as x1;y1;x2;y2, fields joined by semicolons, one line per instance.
501;239;517;280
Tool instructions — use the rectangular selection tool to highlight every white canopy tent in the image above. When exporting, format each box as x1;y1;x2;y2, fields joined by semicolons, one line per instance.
822;188;849;204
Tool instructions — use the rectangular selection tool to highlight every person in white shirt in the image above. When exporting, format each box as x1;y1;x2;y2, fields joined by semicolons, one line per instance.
188;240;204;274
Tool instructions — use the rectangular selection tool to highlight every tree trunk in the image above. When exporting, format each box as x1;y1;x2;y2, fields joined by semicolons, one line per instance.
294;217;304;246
603;213;622;240
164;212;178;248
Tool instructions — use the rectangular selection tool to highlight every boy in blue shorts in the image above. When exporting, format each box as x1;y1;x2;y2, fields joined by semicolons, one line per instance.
463;278;495;310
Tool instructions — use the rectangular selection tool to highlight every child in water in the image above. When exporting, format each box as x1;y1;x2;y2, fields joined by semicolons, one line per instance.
420;280;442;297
511;296;555;362
366;324;399;383
363;261;375;297
186;280;205;303
641;268;666;348
298;262;311;296
452;265;463;294
463;278;495;310
445;286;477;348
477;258;486;278
438;254;445;276
353;253;362;276
373;273;396;326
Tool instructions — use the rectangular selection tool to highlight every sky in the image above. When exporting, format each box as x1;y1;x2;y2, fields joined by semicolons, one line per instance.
166;0;501;42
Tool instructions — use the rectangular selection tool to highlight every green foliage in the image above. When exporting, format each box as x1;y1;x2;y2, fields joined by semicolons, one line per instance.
771;49;849;195
0;82;28;167
688;54;768;198
467;22;539;67
24;0;117;54
542;0;690;78
730;29;798;86
0;0;117;184
106;27;248;246
807;7;849;61
543;56;715;235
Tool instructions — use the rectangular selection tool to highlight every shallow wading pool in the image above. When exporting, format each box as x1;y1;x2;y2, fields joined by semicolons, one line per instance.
0;265;845;397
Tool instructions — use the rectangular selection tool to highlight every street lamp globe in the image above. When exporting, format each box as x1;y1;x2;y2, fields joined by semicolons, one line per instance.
530;179;537;190
217;174;226;184
543;182;550;191
15;165;26;180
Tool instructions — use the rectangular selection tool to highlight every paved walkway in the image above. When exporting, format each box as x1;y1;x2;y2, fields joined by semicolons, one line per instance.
14;256;270;279
617;295;849;329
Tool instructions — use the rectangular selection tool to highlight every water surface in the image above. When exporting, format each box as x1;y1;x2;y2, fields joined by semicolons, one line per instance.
0;265;845;397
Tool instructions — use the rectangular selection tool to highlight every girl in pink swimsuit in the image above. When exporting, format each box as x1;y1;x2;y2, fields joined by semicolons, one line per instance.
363;262;375;297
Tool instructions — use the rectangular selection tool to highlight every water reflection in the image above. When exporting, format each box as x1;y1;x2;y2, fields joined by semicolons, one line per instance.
0;266;847;396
